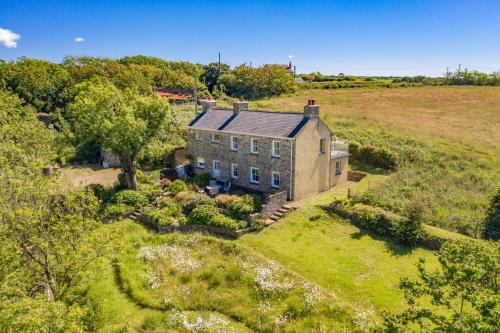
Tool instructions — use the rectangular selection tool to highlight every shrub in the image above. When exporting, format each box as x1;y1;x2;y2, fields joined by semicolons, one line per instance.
328;199;425;246
138;183;162;201
187;204;220;225
183;194;215;214
158;178;172;189
215;194;237;208
187;204;245;230
169;179;187;195
227;194;261;219
112;190;149;208
102;203;134;220
175;190;196;203
193;173;211;188
142;205;185;226
350;143;398;170
250;219;266;231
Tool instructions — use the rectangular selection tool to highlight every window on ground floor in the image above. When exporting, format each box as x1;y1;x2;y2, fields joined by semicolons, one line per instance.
250;167;259;184
197;157;205;169
271;171;280;188
231;163;239;178
335;161;342;175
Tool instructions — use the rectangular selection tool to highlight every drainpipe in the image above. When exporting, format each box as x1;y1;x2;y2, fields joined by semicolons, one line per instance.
289;139;294;201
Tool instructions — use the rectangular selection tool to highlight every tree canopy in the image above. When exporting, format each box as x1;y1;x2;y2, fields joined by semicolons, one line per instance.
383;239;500;332
68;79;170;189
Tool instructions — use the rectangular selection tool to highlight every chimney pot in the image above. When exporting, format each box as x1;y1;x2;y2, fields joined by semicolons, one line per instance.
233;100;248;115
304;99;320;118
201;99;216;112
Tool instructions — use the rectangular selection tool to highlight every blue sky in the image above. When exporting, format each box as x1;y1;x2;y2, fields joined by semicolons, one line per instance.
1;0;499;76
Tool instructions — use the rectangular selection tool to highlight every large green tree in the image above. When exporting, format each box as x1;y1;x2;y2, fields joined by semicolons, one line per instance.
383;239;500;332
68;79;170;189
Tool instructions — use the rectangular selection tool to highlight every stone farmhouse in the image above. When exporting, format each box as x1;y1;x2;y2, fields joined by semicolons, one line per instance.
187;99;349;201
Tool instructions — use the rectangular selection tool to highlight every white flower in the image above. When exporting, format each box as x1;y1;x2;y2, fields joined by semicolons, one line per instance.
303;282;321;308
253;261;293;295
166;310;236;332
353;306;378;330
137;243;200;273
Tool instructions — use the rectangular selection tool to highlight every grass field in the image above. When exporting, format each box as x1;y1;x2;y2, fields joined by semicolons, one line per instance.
246;87;500;236
238;175;439;313
251;86;500;151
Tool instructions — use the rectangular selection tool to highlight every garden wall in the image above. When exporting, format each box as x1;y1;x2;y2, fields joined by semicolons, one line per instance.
137;213;251;239
261;191;288;217
347;170;367;182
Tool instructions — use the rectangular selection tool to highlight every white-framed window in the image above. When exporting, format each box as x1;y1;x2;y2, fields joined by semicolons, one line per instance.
272;140;281;157
320;138;325;154
197;157;205;169
231;163;239;178
271;171;280;188
212;133;221;142
335;161;342;175
230;136;238;151
250;167;259;184
250;138;258;154
195;131;201;141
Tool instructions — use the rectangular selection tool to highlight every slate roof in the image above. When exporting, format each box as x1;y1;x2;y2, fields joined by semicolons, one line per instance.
189;109;233;130
189;109;309;138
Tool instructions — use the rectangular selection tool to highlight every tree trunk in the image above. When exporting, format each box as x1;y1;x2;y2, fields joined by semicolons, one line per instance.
121;157;137;190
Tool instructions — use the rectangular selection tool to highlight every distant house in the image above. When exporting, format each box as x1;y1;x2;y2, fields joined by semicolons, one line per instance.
156;88;193;103
264;61;294;76
187;99;349;200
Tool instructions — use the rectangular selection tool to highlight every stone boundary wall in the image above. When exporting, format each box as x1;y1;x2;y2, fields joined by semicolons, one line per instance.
261;190;288;218
137;214;251;239
348;170;367;182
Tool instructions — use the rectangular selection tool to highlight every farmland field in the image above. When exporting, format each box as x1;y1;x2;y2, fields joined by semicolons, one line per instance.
247;87;500;236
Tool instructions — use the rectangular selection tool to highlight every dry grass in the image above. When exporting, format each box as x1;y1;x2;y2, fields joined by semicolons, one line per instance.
251;86;500;152
60;164;120;188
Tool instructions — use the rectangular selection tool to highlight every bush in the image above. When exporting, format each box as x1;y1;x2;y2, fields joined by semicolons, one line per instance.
112;190;149;209
187;204;245;230
137;183;162;201
350;143;398;170
183;193;215;214
328;199;425;246
142;204;185;226
187;204;220;225
101;203;134;220
193;173;211;188
158;178;171;189
227;194;261;219
215;194;238;208
175;190;196;203
169;179;187;195
250;219;266;231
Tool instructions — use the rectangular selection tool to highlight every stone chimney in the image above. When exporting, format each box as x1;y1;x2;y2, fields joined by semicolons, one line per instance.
201;99;216;112
304;99;320;118
233;96;248;115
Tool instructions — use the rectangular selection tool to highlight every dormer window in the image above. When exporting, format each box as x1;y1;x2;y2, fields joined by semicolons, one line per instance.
272;141;281;157
230;136;238;151
250;138;258;154
212;133;221;142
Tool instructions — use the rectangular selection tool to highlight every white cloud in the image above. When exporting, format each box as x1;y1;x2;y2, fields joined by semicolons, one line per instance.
288;55;294;59
0;28;21;48
74;37;84;43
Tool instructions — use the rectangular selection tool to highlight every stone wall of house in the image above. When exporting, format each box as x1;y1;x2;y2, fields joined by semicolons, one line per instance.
188;129;294;199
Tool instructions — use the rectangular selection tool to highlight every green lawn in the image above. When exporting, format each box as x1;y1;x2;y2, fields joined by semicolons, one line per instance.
238;176;439;312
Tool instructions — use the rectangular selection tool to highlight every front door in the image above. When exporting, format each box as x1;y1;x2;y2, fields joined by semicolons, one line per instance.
212;160;220;179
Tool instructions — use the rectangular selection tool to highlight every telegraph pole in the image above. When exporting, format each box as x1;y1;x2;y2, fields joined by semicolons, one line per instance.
218;52;221;76
194;67;198;116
